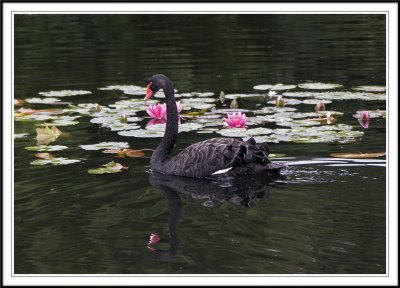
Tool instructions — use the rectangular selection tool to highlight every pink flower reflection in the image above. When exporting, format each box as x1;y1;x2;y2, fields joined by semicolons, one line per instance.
147;233;160;253
315;100;326;112
358;111;370;128
223;112;247;128
146;118;167;126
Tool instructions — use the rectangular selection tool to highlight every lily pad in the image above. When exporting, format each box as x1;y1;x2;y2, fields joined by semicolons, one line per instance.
34;152;54;160
24;97;64;104
25;145;68;151
283;91;386;101
253;84;273;90
88;161;128;174
39;90;92;97
36;126;62;145
31;157;81;166
298;83;343;90
267;98;303;105
302;99;332;105
224;93;265;100
352;86;386;92
80;142;130;151
14;133;29;139
330;152;386;159
102;148;153;158
118;129;165;138
269;153;287;158
215;128;248;137
270;84;297;91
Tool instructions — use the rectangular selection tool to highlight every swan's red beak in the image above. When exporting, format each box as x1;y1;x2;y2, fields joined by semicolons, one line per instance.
144;83;153;102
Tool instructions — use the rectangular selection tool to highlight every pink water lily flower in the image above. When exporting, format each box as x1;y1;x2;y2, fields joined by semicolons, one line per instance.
358;111;370;128
146;103;167;119
146;102;182;119
223;112;247;128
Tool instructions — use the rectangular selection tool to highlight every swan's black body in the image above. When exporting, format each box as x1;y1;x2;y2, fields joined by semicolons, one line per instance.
145;74;285;177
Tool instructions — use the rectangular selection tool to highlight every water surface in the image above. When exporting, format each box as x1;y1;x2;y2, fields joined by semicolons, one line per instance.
14;14;386;274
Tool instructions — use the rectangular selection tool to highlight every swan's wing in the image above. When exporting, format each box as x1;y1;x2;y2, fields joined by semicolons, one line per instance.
169;137;243;177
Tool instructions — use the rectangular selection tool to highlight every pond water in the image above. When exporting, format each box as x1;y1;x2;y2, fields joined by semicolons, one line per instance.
13;14;386;274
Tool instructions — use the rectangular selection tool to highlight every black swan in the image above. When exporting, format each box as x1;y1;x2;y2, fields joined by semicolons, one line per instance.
144;74;285;177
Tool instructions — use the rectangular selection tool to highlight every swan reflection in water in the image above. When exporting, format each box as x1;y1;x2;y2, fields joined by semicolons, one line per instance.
146;172;285;261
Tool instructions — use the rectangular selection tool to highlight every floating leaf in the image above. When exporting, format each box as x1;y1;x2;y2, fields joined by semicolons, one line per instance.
270;84;297;91
25;145;68;151
24;97;63;104
352;86;386;92
34;152;54;160
302;99;332;105
36;126;62;145
225;93;265;100
14;133;29;139
268;98;302;106
102;148;153;158
88;161;128;174
330;152;386;159
39;90;92;97
79;142;130;151
298;82;343;90
269;153;287;158
283;91;386;101
253;84;273;90
14;99;25;106
118;129;164;138
31;157;81;166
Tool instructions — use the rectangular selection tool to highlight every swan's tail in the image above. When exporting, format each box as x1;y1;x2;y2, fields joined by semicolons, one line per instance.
234;137;271;166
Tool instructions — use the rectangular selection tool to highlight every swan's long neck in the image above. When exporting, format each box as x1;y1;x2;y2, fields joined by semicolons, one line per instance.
151;80;178;165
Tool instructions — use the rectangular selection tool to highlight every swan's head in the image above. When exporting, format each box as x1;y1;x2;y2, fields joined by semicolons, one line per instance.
144;74;170;101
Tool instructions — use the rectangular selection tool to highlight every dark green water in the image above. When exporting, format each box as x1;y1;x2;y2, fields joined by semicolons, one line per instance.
14;14;386;274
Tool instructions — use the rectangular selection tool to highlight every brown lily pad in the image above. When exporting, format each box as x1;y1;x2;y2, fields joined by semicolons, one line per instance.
330;152;386;159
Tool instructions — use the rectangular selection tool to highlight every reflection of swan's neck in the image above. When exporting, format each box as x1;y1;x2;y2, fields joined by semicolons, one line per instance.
151;80;179;166
153;186;182;260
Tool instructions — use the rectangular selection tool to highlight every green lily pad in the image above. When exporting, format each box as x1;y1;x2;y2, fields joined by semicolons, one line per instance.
25;145;69;151
267;98;303;105
352;86;386;92
24;97;64;104
269;153;287;158
215;128;248;137
224;93;265;100
31;157;81;166
298;83;343;90
39;90;92;97
14;113;59;122
283;91;386;101
270;84;297;91
253;84;273;90
317;110;344;117
14;133;29;139
302;99;332;105
79;142;130;151
118;129;164;138
88;161;128;174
